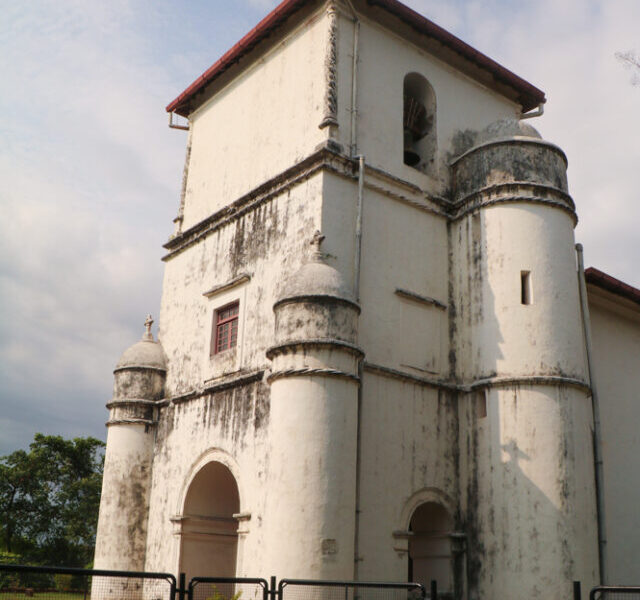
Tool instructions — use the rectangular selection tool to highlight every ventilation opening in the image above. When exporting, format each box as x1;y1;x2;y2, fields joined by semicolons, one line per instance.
521;271;532;305
476;391;487;419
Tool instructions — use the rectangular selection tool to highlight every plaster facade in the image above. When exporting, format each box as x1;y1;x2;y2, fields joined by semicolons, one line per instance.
93;1;637;598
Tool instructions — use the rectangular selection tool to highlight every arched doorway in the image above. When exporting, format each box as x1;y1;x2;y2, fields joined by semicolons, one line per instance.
178;461;240;581
408;502;453;595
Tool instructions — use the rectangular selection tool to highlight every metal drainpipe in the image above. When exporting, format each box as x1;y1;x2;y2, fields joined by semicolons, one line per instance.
352;154;365;581
343;0;363;579
576;242;607;584
344;0;360;157
520;102;545;120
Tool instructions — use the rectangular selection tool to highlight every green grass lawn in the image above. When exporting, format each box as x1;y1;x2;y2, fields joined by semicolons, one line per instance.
1;593;87;600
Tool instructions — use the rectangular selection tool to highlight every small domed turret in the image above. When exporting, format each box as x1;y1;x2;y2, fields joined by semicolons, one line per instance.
111;315;167;407
277;231;356;306
272;232;360;345
95;315;166;575
115;315;167;372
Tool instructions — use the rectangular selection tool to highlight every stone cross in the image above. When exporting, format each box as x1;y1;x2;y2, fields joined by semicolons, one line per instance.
144;314;154;340
310;230;325;260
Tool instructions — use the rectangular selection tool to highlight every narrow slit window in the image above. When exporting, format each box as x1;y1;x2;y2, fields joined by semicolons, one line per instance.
212;301;239;355
521;271;532;305
476;391;488;419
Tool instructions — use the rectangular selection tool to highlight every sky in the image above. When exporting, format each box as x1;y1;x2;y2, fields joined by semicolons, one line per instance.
0;0;638;456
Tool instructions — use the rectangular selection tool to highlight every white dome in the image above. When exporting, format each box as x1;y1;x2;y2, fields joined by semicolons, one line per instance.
115;316;167;371
477;118;542;144
278;257;355;304
116;338;167;371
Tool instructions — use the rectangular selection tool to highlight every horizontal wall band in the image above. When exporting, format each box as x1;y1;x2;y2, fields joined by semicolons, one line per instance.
203;273;251;298
267;367;359;384
451;195;578;225
364;362;456;391
395;288;447;310
266;338;364;359
106;418;155;427
451;181;575;212
106;398;159;409
466;374;591;393
273;293;361;313
364;362;590;393
166;369;266;406
113;365;167;375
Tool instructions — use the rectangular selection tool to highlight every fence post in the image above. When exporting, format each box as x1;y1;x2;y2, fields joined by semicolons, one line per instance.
178;572;186;600
430;580;437;600
573;581;581;600
270;576;278;600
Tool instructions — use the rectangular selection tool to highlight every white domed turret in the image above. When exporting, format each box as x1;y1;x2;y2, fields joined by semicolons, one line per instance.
94;316;167;581
277;241;356;305
263;232;361;579
115;326;167;372
450;120;598;597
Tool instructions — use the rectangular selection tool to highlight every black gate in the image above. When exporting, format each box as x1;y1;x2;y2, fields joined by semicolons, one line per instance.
0;564;175;600
1;565;425;600
278;579;425;600
590;588;640;600
188;577;268;600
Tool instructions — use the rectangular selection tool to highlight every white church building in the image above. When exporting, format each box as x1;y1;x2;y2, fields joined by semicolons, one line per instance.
93;1;640;598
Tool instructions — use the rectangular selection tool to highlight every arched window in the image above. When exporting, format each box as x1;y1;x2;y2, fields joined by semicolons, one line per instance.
408;502;453;595
403;73;437;174
179;461;240;583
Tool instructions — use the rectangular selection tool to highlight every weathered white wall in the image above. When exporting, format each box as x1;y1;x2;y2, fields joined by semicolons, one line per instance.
357;377;458;585
588;289;640;585
180;8;329;231
458;385;598;599
94;424;155;571
451;204;587;382
159;174;323;395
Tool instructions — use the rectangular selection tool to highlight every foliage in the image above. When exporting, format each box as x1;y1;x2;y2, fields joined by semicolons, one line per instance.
0;434;104;568
206;586;243;600
616;50;640;86
54;574;73;591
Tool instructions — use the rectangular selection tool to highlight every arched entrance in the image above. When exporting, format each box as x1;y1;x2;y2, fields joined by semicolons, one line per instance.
408;502;454;595
178;461;240;581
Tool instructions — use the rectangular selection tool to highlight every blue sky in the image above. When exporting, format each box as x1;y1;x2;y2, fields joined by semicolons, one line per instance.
1;0;638;455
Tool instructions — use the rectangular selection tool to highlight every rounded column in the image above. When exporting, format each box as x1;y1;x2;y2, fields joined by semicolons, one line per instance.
450;120;599;598
93;316;166;574
263;234;361;579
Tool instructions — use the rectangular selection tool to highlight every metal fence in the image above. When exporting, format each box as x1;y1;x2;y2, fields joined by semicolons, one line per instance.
590;588;640;600
278;579;425;600
0;564;175;600
189;577;268;600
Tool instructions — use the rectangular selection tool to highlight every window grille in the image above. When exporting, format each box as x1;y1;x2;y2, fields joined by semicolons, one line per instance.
213;301;239;354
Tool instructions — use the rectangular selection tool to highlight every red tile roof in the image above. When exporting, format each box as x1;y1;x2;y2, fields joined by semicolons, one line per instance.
166;0;546;117
586;267;640;307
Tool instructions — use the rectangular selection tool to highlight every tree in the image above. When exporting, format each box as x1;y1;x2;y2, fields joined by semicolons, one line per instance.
0;434;104;567
616;50;640;86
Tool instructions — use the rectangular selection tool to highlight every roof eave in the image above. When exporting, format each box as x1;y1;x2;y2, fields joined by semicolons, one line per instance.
166;0;546;118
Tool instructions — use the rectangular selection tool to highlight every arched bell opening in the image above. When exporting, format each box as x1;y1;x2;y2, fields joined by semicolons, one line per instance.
178;461;240;582
408;502;454;597
403;73;437;174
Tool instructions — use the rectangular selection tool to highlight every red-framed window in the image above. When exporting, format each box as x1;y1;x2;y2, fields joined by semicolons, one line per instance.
212;301;239;355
